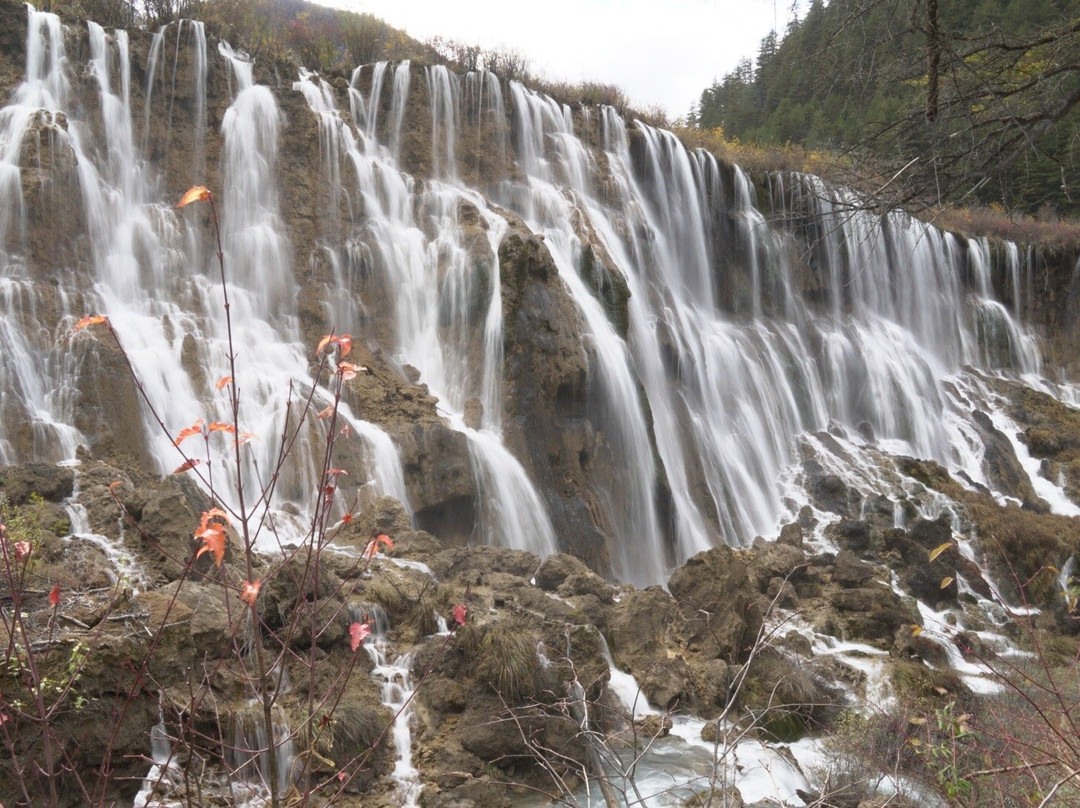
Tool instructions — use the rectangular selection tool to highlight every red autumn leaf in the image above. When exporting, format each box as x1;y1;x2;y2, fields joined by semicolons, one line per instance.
108;480;123;493
215;375;233;390
453;603;467;626
194;507;230;567
176;185;212;208
173;418;206;446
341;512;353;525
72;314;108;334
336;771;347;783
207;422;235;434
172;458;203;474
349;620;372;651
317;404;334;419
375;533;394;553
13;541;30;561
326;468;348;477
49;583;60;608
240;579;261;606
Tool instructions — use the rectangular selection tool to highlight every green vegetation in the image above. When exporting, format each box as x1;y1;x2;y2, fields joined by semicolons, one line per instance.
693;0;1080;216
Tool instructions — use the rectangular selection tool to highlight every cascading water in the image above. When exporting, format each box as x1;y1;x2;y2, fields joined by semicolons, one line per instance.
1;4;1071;585
0;9;407;544
298;64;556;556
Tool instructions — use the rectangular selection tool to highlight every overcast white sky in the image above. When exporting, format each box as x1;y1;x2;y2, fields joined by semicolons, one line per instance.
317;0;796;119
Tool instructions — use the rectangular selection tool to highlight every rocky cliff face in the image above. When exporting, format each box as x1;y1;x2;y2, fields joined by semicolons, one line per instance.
3;5;1080;807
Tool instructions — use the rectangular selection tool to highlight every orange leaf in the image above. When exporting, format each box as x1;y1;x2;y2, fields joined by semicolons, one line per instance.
72;314;108;334
326;468;348;477
176;185;211;208
362;533;394;560
240;579;261;607
207;422;235;434
172;458;203;474
194;508;230;567
215;375;233;390
173;418;206;447
234;432;257;446
317;404;334;419
341;512;353;525
453;603;467;626
49;583;61;608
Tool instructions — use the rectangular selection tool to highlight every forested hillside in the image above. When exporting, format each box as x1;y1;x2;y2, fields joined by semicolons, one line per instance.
693;0;1080;215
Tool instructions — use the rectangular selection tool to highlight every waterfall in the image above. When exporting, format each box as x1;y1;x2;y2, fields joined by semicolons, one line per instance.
0;5;1065;586
295;66;556;556
0;9;406;545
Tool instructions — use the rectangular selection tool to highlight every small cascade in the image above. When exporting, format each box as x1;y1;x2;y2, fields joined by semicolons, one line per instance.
62;465;151;590
353;604;422;807
596;631;655;722
132;704;178;808
228;705;295;798
144;19;207;181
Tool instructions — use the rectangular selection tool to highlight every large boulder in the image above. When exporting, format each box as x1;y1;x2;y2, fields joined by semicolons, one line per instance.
667;545;763;662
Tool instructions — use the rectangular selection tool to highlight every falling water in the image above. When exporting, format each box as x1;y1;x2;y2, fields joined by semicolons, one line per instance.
0;9;406;544
0;5;1065;585
297;65;556;556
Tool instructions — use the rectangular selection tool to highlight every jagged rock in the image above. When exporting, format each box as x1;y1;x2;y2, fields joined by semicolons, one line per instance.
638;655;694;710
430;545;540;583
535;552;614;602
667;545;763;662
831;550;878;587
685;786;744;807
607;586;680;675
132;474;225;581
499;224;610;572
0;462;74;503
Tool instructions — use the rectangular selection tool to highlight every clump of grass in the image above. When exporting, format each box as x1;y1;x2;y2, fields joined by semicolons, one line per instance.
476;624;543;705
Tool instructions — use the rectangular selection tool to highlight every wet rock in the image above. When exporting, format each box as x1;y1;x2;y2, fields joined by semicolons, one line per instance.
972;409;1047;511
607;586;680;675
805;461;861;516
639;655;694;710
831;550;877;587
